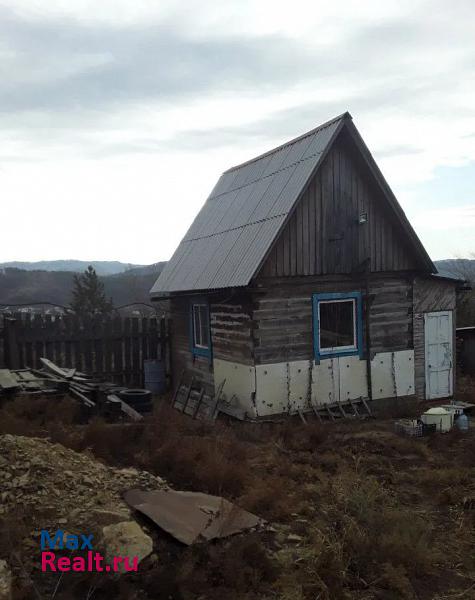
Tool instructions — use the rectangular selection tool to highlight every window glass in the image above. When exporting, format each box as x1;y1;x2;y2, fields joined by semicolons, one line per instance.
193;304;209;349
319;299;356;350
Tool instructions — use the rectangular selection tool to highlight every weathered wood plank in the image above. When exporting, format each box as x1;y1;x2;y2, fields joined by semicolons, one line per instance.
257;138;422;278
0;370;20;390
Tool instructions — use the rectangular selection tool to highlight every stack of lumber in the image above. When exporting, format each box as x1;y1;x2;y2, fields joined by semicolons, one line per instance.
0;358;143;421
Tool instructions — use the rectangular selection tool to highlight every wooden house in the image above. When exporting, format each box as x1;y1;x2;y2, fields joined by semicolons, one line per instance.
151;112;459;418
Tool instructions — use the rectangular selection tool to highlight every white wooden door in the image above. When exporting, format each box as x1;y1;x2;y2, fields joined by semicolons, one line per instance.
424;311;453;399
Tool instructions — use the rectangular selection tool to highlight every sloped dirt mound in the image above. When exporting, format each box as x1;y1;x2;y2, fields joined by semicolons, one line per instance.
0;432;167;599
0;433;166;529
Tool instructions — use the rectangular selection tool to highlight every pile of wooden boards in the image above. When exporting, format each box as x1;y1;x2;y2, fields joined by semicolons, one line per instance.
0;357;143;421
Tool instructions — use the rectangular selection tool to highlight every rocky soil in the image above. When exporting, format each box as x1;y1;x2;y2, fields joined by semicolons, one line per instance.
0;433;166;523
0;434;166;597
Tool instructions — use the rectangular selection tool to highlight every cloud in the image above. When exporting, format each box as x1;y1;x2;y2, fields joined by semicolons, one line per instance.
0;6;318;114
413;205;475;231
0;0;474;261
0;1;474;158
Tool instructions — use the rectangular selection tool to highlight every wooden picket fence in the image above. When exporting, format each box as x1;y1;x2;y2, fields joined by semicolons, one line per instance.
1;313;169;387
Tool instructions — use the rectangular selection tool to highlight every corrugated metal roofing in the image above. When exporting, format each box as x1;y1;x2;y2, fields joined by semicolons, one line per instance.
151;113;347;295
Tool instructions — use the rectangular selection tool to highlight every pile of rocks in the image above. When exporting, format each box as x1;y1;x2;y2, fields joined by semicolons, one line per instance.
0;560;11;600
0;433;166;584
0;434;166;525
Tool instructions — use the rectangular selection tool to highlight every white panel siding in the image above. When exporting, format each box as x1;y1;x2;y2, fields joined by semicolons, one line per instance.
213;358;256;416
213;350;415;418
338;355;368;402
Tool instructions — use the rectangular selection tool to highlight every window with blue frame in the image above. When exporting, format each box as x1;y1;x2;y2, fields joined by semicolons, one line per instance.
312;292;363;360
190;302;211;358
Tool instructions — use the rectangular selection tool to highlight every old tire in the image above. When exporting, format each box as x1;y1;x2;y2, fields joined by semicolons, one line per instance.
118;389;152;407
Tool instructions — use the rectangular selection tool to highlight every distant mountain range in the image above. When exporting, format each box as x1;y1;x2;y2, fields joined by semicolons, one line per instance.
434;259;475;281
0;258;472;312
0;260;144;276
0;262;167;308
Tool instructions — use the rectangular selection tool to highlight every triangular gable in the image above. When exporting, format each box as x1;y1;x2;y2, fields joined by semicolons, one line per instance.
258;120;435;278
344;119;433;271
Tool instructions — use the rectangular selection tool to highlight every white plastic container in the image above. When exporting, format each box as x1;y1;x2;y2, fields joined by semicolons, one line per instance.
441;404;465;418
421;407;453;433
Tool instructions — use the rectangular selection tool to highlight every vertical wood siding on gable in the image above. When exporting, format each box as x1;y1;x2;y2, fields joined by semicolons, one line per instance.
259;137;419;278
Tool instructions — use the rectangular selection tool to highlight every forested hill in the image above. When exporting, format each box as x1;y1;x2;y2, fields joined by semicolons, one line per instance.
0;262;166;307
434;259;475;281
1;259;473;310
0;260;143;275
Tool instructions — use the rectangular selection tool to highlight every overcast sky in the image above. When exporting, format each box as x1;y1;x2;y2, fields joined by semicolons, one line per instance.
1;0;474;264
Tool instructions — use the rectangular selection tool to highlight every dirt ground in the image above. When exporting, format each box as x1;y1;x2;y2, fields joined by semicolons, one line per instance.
1;378;475;600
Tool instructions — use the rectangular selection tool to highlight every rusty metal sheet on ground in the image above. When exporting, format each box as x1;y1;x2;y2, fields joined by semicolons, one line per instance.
124;489;265;545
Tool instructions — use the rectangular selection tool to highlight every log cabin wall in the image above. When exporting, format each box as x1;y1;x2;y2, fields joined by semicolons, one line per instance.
210;292;254;366
168;296;214;390
251;274;413;365
168;291;254;389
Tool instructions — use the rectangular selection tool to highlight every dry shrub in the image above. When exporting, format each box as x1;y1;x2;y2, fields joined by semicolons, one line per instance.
4;394;80;424
275;472;436;599
372;398;421;420
457;375;475;403
358;453;396;482
150;434;249;496
278;421;328;452
328;474;435;576
378;563;415;599
416;466;472;490
315;451;341;474
427;427;464;451
341;429;432;461
0;395;79;437
284;462;321;484
239;475;291;520
0;509;41;599
275;532;347;600
79;418;144;465
0;410;43;437
175;534;276;600
232;421;270;444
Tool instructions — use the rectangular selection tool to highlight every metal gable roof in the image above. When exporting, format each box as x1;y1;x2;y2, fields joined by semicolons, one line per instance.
151;113;346;295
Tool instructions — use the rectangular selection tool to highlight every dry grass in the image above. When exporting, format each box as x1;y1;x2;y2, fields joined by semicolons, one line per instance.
2;388;475;599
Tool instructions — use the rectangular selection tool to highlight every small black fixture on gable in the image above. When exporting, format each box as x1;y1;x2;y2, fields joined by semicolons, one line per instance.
358;212;368;225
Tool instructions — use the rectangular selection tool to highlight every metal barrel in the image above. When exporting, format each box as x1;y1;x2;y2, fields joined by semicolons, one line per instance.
143;359;166;394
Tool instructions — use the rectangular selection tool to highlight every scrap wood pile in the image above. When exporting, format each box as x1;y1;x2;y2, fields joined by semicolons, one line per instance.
0;357;145;421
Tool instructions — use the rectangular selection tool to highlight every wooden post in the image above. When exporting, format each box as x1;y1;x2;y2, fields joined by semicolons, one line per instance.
131;318;140;386
4;318;20;369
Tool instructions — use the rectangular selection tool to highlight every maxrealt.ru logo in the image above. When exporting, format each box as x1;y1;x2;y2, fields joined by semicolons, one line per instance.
40;530;139;573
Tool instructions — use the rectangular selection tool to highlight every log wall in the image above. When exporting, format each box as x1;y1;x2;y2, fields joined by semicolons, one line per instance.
168;291;254;389
251;273;413;365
